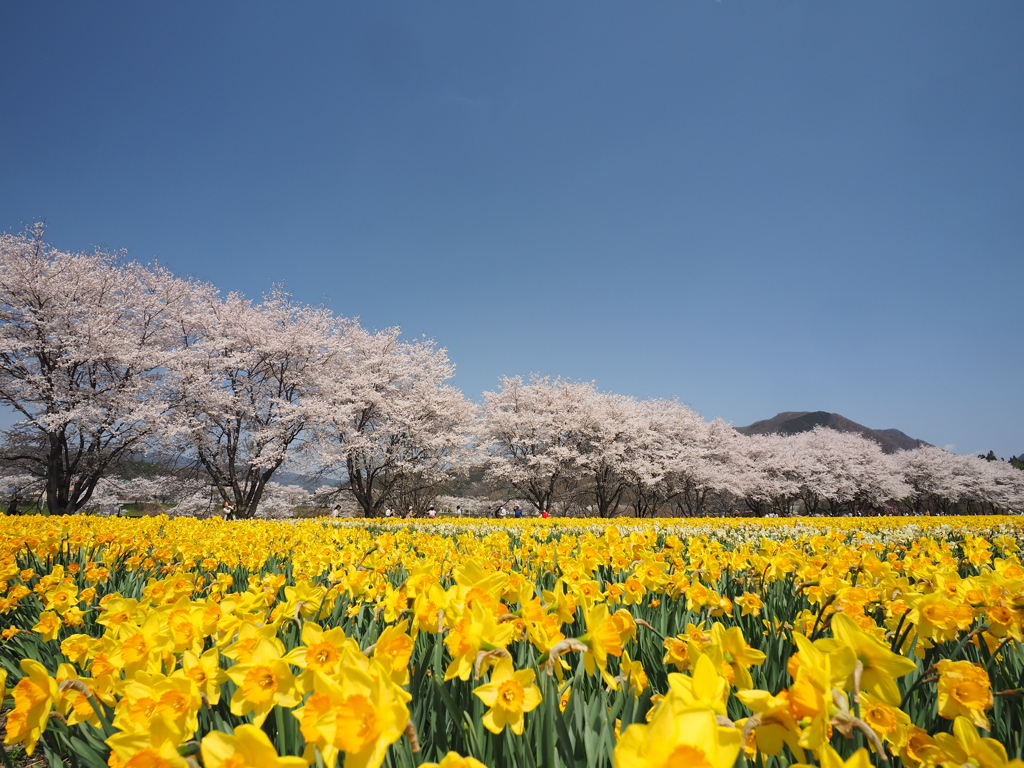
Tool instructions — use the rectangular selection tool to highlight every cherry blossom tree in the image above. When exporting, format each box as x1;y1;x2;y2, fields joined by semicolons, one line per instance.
0;227;198;514
166;289;340;519
893;446;974;515
314;325;473;517
568;389;639;518
0;466;45;512
733;433;805;516
252;482;312;519
968;456;1024;513
475;375;603;514
75;473;211;517
895;446;1024;515
791;427;910;515
668;416;745;517
617;398;687;518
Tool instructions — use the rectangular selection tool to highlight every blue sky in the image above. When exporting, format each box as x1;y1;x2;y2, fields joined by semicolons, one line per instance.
2;2;1022;458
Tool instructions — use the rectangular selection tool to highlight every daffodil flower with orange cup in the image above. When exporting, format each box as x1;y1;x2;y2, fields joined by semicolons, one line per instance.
225;636;301;726
174;647;229;705
419;752;489;768
201;723;307;768
614;694;742;768
667;654;729;716
31;609;61;641
293;658;410;768
105;713;190;768
935;658;994;730
734;687;808;764
112;673;202;739
472;657;542;735
790;745;874;768
577;603;625;688
932;716;1024;768
283;621;359;693
815;612;917;705
444;600;516;682
3;659;58;756
708;622;766;691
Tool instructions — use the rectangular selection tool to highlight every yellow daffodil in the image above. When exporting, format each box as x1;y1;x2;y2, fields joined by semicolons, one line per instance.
444;601;515;682
43;583;79;615
614;696;742;768
113;673;202;739
95;595;141;631
792;745;874;768
708;622;766;690
859;690;911;751
54;663;101;728
662;635;691;672
275;578;328;623
935;659;993;730
736;592;764;617
525;610;567;658
59;633;96;665
472;657;542;735
375;583;408;624
31;610;61;641
4;659;58;755
816;613;916;705
619;651;649;697
201;723;307;768
734;688;806;762
541;579;578;625
580;603;625;688
175;647;229;706
226;636;301;726
419;751;489;768
370;620;414;687
116;612;172;678
906;592;962;644
293;659;409;768
105;713;189;768
284;622;359;693
932;716;1024;768
412;582;449;635
165;600;206;655
667;654;729;716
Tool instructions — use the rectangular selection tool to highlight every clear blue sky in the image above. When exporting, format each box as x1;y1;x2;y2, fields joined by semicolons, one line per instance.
2;2;1022;458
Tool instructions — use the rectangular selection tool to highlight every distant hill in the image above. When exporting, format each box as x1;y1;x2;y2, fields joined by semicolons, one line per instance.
736;411;928;454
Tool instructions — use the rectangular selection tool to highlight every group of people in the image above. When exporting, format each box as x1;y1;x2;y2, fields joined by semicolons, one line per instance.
485;504;550;518
383;504;439;519
374;503;552;519
208;499;555;521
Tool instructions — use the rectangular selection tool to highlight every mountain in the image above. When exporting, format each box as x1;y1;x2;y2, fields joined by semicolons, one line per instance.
736;411;928;454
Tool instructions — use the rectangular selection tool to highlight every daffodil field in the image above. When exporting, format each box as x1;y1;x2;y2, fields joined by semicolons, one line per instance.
2;516;1024;768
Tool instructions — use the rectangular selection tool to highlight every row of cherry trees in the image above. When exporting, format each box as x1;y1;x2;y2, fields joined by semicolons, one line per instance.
475;376;1024;517
2;228;1021;517
0;228;472;517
